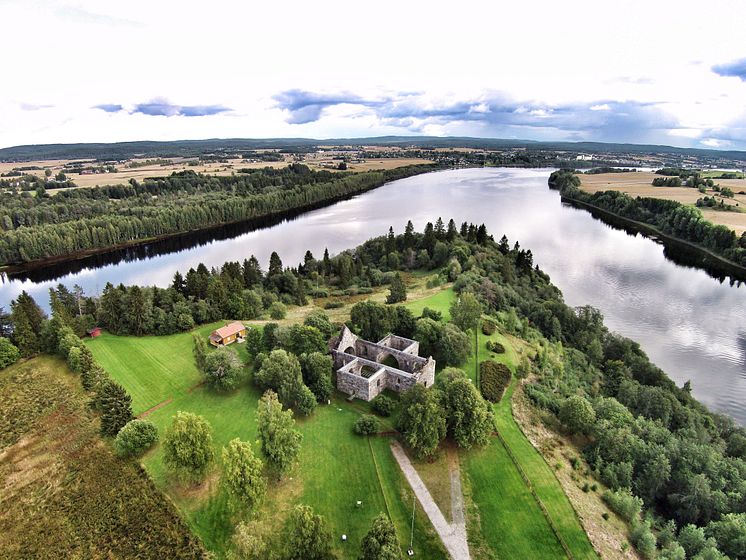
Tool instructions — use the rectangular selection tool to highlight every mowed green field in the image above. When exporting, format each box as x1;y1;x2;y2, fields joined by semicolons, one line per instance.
88;323;446;558
407;288;598;559
404;287;456;322
88;286;597;559
86;325;208;414
495;382;597;560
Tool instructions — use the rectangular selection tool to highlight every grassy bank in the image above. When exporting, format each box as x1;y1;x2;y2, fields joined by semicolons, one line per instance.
0;356;205;559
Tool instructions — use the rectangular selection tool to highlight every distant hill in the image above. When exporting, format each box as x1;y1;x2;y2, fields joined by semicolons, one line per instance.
1;136;746;162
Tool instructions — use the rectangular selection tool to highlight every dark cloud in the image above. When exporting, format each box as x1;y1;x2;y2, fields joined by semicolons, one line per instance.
273;89;678;143
92;100;231;117
273;89;385;124
133;100;231;117
712;58;746;80
93;104;124;113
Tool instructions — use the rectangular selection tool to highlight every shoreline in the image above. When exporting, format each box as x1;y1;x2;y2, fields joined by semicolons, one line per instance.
1;165;440;276
561;194;746;282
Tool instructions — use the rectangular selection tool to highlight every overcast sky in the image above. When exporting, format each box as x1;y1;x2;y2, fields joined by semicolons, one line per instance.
2;0;746;150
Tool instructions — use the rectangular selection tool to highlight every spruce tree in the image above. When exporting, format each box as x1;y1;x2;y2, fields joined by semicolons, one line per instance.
386;273;407;304
97;378;134;437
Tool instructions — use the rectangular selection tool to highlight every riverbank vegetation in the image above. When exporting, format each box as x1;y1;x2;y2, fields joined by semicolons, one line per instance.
4;217;746;559
551;169;746;268
0;163;437;266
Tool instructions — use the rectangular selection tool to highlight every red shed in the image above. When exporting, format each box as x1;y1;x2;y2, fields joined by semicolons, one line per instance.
87;327;102;338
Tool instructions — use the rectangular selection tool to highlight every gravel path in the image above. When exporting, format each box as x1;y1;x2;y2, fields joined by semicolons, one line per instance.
390;441;470;560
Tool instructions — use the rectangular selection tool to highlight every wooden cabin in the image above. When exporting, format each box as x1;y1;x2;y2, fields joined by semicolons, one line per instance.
87;327;102;338
209;321;247;347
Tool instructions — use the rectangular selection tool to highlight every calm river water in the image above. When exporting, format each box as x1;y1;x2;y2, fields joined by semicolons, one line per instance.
2;168;744;423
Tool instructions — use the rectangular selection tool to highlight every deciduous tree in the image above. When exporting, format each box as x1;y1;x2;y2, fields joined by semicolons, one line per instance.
257;390;302;477
163;411;215;483
222;438;266;513
360;513;401;560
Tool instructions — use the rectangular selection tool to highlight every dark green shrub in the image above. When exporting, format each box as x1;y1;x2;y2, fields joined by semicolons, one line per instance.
371;394;395;417
421;307;442;321
481;320;497;335
354;415;379;436
0;337;20;369
268;301;287;320
114;419;159;457
602;488;643;522
479;360;511;402
324;301;344;309
486;340;505;354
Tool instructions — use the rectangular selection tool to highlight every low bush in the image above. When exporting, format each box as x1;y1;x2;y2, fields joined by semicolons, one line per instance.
479;360;512;402
421;307;442;321
486;340;505;354
324;301;344;309
268;302;287;320
371;394;395;417
482;320;497;335
630;521;657;559
114;419;159;457
602;488;643;523
0;337;20;369
354;415;380;436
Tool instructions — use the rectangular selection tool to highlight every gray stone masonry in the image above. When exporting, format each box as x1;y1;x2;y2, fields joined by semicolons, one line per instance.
330;325;435;401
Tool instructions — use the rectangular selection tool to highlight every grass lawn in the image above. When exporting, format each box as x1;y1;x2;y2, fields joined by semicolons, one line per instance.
97;324;446;558
86;321;254;415
404;286;456;322
463;434;567;559
88;285;597;559
494;382;598;560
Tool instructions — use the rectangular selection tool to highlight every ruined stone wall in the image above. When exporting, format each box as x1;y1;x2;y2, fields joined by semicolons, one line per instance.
331;325;436;401
419;357;436;389
336;366;387;401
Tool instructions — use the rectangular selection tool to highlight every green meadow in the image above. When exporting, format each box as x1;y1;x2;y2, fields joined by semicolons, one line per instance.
85;286;597;559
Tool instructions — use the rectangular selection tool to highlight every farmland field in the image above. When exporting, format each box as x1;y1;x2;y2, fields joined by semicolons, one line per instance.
0;156;433;190
580;171;746;234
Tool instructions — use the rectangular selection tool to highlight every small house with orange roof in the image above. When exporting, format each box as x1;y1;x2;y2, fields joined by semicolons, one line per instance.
209;321;247;347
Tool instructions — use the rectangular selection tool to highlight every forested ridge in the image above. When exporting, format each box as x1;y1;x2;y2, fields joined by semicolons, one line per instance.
0;163;437;265
549;169;746;267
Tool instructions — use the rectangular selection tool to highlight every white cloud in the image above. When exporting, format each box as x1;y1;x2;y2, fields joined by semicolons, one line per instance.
701;138;732;148
1;0;746;149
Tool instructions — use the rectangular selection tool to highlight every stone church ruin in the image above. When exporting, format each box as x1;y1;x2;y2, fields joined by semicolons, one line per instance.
330;325;436;401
